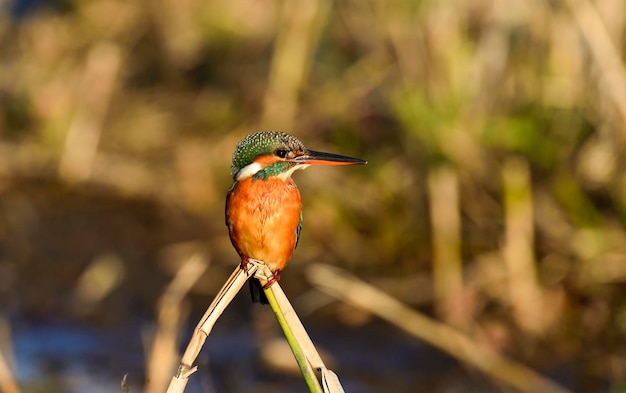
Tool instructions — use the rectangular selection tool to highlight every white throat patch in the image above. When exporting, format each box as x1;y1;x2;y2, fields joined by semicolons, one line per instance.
235;162;263;180
278;164;310;180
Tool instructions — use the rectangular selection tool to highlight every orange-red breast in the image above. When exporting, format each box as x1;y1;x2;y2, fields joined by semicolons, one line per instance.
225;131;366;303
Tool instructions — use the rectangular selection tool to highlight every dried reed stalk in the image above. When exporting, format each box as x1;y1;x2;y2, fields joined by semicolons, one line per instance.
167;259;344;393
0;319;20;393
308;264;572;393
502;158;545;334
261;0;329;130
58;42;122;182
428;165;465;327
565;0;626;133
145;253;208;393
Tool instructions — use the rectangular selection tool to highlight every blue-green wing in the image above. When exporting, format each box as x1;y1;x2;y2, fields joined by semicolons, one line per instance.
295;210;302;249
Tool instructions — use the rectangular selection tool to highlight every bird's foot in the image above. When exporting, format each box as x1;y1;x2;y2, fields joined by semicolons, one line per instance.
240;256;251;274
262;270;281;289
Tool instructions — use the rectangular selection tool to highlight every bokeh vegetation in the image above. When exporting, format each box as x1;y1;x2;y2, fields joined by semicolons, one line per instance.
1;0;626;391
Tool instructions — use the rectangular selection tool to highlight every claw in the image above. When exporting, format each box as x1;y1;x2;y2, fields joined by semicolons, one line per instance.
262;270;281;289
240;256;251;273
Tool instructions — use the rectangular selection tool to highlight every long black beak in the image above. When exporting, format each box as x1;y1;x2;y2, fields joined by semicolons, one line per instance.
289;150;367;166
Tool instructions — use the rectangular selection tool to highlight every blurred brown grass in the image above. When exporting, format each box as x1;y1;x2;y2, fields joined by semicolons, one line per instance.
1;0;626;390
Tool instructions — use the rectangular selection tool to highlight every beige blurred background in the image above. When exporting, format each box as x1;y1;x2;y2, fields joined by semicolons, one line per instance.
1;0;625;392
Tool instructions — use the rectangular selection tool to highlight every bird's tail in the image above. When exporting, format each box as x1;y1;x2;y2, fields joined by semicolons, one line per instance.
249;278;269;304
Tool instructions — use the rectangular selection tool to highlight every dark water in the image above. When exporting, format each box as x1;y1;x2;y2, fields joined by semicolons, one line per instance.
9;312;489;393
11;318;144;392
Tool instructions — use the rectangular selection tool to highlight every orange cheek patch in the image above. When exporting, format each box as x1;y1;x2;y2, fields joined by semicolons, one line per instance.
254;154;282;168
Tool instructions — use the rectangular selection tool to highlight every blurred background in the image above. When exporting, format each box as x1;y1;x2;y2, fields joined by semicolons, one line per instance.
1;0;626;392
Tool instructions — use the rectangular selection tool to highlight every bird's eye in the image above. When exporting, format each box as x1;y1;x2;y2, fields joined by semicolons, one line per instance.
275;149;289;158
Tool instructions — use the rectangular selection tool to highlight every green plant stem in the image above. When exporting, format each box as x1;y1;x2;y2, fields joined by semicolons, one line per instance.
264;286;323;393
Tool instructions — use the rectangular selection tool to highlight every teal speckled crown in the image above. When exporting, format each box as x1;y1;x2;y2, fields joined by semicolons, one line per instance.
231;131;306;179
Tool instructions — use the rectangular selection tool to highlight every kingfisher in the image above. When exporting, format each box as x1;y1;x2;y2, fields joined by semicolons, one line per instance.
226;131;366;304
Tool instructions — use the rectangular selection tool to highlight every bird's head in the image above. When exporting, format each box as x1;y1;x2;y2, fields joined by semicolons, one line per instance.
231;131;366;181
